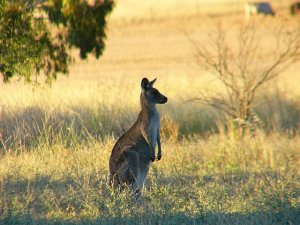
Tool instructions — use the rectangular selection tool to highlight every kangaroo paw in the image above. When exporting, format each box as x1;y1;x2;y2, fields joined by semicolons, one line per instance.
156;154;162;161
150;154;155;162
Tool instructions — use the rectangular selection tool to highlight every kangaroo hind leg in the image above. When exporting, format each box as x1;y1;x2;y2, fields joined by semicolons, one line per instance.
117;150;140;194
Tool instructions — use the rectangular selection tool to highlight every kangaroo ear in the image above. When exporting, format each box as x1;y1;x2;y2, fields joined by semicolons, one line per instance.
149;78;157;87
141;78;150;90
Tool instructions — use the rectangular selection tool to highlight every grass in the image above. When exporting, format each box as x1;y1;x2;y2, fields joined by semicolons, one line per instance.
0;0;300;224
0;132;299;224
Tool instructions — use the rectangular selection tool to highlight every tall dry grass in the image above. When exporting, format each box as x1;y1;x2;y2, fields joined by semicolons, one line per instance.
0;1;299;224
0;73;299;225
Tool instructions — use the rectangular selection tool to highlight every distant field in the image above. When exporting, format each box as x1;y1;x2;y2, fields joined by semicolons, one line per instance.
0;1;299;224
110;0;292;20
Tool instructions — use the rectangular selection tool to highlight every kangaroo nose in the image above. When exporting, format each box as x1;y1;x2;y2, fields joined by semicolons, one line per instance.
164;97;168;103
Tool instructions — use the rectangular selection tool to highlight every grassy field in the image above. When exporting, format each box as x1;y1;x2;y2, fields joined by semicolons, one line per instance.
0;1;300;224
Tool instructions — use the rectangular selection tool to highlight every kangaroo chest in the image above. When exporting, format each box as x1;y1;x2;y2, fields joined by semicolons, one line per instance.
148;111;160;146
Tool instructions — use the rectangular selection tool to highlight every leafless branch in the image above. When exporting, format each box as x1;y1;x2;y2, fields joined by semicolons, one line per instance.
188;19;300;127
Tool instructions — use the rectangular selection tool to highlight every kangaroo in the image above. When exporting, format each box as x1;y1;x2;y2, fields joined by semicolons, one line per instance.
109;77;168;196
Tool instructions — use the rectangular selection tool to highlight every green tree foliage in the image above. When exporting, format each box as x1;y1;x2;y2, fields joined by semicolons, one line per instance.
0;0;114;83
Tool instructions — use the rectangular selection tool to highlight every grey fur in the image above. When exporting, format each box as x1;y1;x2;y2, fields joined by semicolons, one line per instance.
109;77;167;196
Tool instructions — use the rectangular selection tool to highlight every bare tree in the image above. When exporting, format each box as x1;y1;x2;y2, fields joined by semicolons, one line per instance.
188;19;300;130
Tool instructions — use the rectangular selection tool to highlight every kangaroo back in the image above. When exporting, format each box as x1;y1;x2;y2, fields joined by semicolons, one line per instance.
109;77;167;196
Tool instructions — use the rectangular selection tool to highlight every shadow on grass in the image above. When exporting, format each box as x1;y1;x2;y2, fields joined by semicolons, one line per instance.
0;92;300;149
1;171;299;225
257;93;300;132
0;105;136;149
1;208;299;225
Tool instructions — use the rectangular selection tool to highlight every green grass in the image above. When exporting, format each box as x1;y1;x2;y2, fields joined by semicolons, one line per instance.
0;126;299;224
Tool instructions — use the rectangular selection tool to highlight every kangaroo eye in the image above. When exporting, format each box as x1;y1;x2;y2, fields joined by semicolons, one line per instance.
153;91;159;96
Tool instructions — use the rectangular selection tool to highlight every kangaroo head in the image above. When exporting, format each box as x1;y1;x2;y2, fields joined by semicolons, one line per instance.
141;78;168;104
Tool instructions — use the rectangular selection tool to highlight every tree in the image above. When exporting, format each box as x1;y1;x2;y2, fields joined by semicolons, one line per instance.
189;19;300;131
0;0;114;83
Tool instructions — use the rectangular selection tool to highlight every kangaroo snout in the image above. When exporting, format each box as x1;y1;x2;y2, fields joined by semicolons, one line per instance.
160;95;168;104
